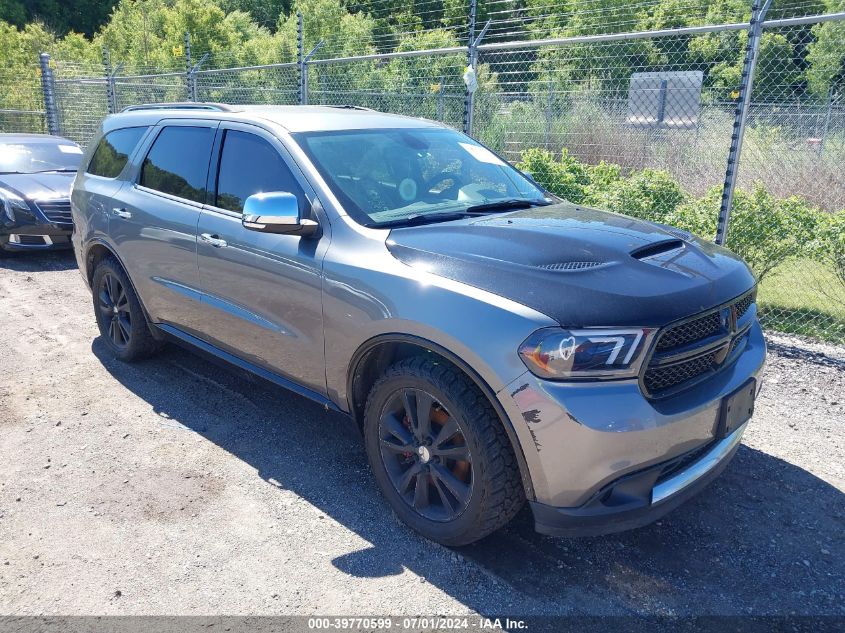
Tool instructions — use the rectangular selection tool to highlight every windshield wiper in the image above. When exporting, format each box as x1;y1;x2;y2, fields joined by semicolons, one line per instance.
465;198;551;214
368;211;472;229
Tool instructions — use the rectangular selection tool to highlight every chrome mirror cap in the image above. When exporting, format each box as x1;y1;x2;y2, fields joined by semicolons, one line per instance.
242;191;318;236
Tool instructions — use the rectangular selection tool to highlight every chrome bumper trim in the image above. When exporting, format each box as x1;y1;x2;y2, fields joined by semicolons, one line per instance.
652;421;748;504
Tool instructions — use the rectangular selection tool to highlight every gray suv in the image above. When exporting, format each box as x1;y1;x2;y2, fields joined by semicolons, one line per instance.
72;104;766;546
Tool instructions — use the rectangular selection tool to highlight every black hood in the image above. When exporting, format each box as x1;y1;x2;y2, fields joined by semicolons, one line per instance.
386;202;756;327
0;172;75;201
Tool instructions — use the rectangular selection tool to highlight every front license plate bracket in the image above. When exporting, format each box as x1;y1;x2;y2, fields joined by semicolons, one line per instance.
718;378;756;439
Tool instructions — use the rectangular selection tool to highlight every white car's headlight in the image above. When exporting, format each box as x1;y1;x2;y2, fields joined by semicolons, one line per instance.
0;187;30;222
518;327;656;380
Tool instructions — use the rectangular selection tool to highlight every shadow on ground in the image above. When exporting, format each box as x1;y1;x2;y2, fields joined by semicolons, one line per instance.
91;332;844;617
0;249;78;272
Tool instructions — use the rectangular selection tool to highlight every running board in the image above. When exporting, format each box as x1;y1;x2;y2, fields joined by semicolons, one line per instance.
155;323;343;413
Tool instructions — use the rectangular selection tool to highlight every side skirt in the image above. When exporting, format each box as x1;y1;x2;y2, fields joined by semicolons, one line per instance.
155;323;344;414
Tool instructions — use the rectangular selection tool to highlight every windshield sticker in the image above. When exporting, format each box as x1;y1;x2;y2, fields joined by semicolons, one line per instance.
58;145;83;154
459;142;506;166
398;178;418;201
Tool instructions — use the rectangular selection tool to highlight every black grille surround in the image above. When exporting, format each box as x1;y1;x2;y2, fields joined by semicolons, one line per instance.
641;289;757;399
35;199;73;227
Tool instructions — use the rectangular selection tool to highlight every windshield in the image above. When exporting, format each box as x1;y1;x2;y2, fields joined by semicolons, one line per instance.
0;139;83;174
293;127;548;227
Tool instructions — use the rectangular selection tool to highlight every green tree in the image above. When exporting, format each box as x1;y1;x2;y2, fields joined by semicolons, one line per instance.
0;0;116;37
219;0;290;30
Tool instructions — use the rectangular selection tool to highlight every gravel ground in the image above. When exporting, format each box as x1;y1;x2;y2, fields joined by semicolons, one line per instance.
0;251;842;617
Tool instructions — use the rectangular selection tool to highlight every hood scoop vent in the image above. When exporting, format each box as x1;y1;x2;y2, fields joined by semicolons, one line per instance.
664;227;693;241
537;260;605;271
630;239;684;260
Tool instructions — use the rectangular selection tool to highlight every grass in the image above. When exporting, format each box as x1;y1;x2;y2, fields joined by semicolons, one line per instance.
758;258;845;344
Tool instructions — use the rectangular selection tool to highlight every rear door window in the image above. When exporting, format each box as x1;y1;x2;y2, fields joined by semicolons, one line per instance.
86;127;148;178
140;126;215;204
214;129;304;213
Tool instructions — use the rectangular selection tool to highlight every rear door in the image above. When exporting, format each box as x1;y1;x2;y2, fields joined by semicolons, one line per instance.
110;119;218;335
73;125;152;259
193;122;330;395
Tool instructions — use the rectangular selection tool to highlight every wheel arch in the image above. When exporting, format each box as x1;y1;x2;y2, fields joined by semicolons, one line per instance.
84;239;118;286
84;238;162;339
347;333;536;500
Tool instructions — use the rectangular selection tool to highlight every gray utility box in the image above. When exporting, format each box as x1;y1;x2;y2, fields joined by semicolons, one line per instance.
627;71;704;129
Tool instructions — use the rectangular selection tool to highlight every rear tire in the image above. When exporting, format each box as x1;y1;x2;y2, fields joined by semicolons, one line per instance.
363;356;524;546
92;256;163;362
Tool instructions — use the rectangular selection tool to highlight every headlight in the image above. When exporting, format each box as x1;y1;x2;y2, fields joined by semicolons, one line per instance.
0;187;30;222
518;327;656;380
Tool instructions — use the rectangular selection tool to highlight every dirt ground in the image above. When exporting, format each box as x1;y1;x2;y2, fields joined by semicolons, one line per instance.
0;251;843;617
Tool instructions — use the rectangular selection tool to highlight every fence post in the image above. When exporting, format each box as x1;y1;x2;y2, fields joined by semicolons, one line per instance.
715;0;772;245
819;86;838;156
297;13;305;104
184;31;194;101
103;47;117;114
437;77;445;122
462;0;477;134
544;83;553;148
38;53;60;136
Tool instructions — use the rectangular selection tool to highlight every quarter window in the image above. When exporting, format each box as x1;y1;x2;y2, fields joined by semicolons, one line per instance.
86;127;148;178
215;130;304;213
140;126;214;203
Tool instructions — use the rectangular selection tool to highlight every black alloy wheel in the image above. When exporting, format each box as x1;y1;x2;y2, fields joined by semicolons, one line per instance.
378;387;474;522
98;271;132;349
91;256;163;361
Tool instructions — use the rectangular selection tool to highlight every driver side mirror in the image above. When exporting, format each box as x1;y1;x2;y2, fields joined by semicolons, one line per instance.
242;191;319;237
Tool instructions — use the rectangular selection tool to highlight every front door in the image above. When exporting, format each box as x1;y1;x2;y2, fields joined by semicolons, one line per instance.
194;123;330;395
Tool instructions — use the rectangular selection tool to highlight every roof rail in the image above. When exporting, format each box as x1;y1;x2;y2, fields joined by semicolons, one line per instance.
120;102;236;113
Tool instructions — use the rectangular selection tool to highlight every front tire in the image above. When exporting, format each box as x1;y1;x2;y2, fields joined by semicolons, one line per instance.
92;257;162;362
363;356;524;546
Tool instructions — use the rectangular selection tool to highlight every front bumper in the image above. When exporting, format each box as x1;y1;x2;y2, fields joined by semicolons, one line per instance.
499;319;766;534
531;421;747;536
1;221;72;252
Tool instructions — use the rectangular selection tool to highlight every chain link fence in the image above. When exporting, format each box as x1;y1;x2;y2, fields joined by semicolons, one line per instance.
3;2;844;344
737;18;845;342
0;65;47;134
309;51;468;129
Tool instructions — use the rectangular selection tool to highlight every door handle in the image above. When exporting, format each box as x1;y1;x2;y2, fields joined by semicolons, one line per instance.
200;233;228;248
112;208;132;219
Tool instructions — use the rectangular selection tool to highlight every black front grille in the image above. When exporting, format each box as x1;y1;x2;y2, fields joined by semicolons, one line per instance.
35;199;73;226
735;292;754;319
656;311;721;351
644;289;756;398
656;441;715;484
644;350;719;392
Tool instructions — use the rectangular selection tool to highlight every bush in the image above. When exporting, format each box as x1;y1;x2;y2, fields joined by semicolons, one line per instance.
669;185;822;281
517;145;830;283
585;168;686;224
817;211;845;289
518;147;591;204
517;147;683;221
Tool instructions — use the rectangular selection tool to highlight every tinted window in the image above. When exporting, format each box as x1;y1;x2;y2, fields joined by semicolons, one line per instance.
215;130;304;213
86;127;148;178
140;126;214;203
